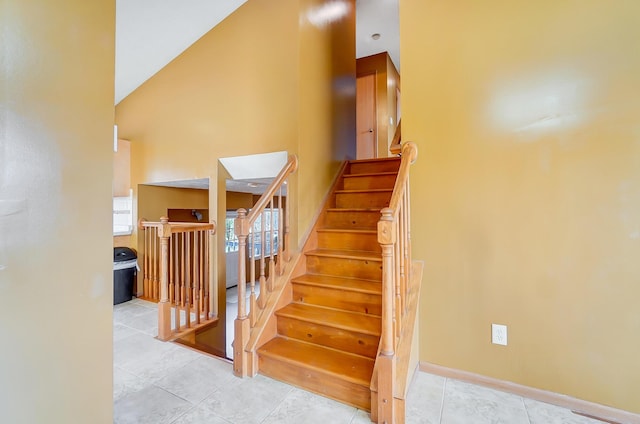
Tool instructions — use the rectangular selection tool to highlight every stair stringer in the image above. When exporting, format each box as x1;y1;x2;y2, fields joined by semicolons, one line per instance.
370;260;424;423
243;251;302;376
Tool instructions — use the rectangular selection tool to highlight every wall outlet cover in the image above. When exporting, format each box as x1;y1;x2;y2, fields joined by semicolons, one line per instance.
492;323;508;346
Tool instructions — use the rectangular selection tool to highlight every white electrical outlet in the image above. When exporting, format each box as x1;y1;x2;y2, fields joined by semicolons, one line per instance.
492;324;508;346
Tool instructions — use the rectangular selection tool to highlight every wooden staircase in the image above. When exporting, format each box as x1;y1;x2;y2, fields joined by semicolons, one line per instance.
257;157;401;410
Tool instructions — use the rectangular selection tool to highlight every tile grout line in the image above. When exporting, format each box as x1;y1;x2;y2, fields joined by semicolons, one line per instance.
438;378;447;424
258;382;296;424
522;396;533;424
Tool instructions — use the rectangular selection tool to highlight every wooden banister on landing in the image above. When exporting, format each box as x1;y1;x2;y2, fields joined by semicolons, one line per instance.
233;154;298;377
139;217;216;341
375;141;417;423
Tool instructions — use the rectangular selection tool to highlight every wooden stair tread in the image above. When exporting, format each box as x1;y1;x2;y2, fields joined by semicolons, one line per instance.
316;228;377;235
277;303;381;335
306;248;382;261
326;207;382;212
343;171;398;178
292;274;381;294
348;157;400;165
335;188;393;194
258;337;374;386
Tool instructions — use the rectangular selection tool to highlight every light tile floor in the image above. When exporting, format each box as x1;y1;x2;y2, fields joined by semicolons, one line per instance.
114;299;603;424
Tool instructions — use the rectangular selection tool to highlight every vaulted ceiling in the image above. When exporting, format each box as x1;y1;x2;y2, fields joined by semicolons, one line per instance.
115;0;400;104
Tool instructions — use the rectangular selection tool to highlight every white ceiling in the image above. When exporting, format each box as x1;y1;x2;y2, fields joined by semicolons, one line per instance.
144;177;277;195
115;0;399;104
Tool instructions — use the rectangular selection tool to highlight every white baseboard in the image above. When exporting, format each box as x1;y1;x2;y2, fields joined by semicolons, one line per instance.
419;362;640;424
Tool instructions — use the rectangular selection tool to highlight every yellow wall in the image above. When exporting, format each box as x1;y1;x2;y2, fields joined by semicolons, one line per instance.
357;52;400;157
0;1;114;422
401;0;640;413
226;191;254;211
117;0;356;354
113;139;131;197
297;0;356;239
138;185;208;223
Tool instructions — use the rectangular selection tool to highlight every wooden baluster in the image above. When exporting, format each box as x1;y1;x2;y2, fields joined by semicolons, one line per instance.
157;217;172;341
377;207;396;423
402;190;409;313
405;179;412;295
199;231;205;320
185;231;191;328
169;232;174;304
193;231;200;325
150;227;155;300
155;227;160;301
190;231;194;321
277;187;283;275
249;226;257;325
180;232;186;328
204;228;210;318
268;201;275;292
174;234;180;331
146;228;150;299
150;227;154;298
143;228;149;298
259;210;266;291
398;203;406;311
284;178;291;262
394;215;401;340
151;227;155;299
234;209;250;377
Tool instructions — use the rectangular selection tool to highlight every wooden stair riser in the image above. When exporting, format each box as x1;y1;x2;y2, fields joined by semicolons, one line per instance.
292;283;382;316
349;159;400;174
306;255;382;280
258;355;371;410
276;315;380;358
342;173;397;190
317;230;380;252
322;210;381;230
335;191;392;209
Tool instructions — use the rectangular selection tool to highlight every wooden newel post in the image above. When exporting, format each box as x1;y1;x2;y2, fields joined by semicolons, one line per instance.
157;217;172;341
377;207;396;423
234;209;251;377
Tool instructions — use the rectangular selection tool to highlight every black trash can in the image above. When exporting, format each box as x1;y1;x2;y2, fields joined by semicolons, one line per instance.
113;247;137;305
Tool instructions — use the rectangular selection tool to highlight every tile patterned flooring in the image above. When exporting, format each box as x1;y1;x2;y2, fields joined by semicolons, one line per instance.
114;299;603;424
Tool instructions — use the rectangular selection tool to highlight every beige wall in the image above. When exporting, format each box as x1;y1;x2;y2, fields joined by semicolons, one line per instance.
117;0;355;354
0;1;114;422
356;52;400;157
401;0;640;413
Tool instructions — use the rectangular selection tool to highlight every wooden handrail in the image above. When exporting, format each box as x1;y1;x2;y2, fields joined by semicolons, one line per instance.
233;154;298;377
140;219;215;233
376;141;417;422
139;217;216;341
246;155;298;224
387;141;417;216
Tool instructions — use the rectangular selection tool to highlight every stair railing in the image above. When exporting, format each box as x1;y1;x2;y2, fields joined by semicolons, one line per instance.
139;218;216;341
233;154;298;377
376;141;417;422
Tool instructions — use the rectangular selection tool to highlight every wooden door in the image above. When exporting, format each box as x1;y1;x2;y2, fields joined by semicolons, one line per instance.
356;74;377;159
